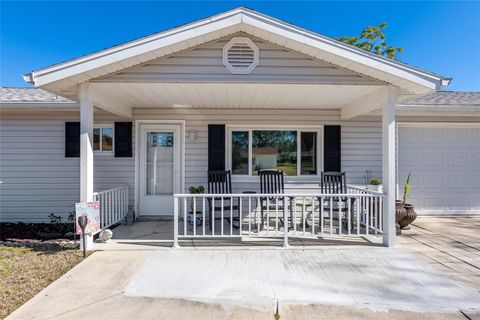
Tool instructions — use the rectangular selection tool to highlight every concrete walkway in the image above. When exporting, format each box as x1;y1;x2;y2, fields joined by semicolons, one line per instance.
7;216;480;320
7;248;480;320
398;216;480;288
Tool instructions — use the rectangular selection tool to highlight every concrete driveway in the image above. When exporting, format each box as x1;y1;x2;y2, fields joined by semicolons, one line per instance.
7;216;480;320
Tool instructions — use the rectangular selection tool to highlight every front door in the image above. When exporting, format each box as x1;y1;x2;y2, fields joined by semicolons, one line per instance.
139;124;181;215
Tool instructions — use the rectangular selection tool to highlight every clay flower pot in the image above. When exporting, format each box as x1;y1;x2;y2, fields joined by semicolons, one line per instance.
395;201;407;234
400;203;417;229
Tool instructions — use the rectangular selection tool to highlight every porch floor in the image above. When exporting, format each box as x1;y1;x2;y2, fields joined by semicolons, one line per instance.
93;219;383;251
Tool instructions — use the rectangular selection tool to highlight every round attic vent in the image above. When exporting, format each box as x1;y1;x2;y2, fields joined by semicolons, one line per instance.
223;37;259;74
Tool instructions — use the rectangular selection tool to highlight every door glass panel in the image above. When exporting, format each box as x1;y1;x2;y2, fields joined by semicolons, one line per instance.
146;132;174;195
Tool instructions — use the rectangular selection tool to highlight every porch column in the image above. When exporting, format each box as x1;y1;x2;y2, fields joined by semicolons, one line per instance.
79;83;94;250
382;86;397;247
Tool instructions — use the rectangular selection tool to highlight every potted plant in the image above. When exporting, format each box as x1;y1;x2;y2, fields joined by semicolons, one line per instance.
368;178;383;193
187;186;205;227
399;173;417;230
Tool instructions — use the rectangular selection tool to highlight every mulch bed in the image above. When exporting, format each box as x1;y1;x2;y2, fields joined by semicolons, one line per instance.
0;222;76;241
0;246;90;319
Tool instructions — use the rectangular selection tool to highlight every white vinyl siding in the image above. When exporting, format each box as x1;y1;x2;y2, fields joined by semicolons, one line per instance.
133;108;384;194
0;111;135;222
96;33;381;86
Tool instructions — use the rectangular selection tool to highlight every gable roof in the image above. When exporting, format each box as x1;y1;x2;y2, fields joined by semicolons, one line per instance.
24;7;450;96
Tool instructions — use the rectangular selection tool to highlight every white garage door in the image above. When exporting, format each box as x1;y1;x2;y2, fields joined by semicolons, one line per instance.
398;126;480;215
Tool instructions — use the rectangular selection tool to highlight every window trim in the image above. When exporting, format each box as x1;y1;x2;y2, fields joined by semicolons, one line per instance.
226;125;323;182
93;124;114;155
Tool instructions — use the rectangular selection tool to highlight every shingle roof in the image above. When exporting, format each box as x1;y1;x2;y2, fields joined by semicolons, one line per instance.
0;87;74;103
1;87;479;107
399;91;480;106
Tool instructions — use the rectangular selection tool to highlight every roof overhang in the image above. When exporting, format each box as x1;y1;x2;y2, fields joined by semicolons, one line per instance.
24;7;450;97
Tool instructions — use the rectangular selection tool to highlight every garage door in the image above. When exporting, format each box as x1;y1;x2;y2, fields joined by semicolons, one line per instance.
398;126;480;215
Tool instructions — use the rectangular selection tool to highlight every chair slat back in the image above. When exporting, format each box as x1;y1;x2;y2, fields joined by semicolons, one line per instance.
259;169;284;195
321;171;347;194
208;170;232;194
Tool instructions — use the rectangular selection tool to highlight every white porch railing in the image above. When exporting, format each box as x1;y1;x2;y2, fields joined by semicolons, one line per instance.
173;189;384;247
93;185;129;231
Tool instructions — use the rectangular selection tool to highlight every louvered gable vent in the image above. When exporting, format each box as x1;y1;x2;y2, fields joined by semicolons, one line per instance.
223;37;259;74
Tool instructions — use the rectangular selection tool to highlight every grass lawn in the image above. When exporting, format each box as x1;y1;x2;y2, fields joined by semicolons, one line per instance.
0;245;89;319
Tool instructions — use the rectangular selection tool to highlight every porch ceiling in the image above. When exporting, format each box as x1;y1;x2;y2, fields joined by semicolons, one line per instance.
88;82;392;110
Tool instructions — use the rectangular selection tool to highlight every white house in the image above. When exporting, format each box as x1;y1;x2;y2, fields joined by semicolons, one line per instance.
1;7;479;247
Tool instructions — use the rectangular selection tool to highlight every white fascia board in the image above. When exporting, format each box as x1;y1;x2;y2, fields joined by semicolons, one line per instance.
240;13;445;92
30;15;242;87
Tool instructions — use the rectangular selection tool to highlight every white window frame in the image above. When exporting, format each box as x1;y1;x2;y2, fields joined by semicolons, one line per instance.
226;125;323;182
93;124;114;155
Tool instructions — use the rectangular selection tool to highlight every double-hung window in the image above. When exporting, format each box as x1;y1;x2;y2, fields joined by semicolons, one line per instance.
93;124;114;153
228;127;322;177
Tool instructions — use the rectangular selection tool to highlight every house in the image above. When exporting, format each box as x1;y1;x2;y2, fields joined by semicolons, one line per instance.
1;7;479;248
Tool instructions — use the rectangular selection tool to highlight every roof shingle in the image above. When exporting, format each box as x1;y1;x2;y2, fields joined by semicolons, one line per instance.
0;87;74;103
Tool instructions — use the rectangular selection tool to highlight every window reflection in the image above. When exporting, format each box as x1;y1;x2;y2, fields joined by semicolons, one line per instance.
252;130;297;176
232;131;249;174
301;132;317;175
102;128;113;151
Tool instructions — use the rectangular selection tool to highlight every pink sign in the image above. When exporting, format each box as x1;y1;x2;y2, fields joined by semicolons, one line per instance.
75;202;101;235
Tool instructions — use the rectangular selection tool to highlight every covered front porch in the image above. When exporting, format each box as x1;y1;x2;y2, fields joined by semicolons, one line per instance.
24;8;449;249
75;80;398;250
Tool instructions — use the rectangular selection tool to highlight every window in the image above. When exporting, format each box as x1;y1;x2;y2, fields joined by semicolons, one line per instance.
229;128;321;176
93;125;113;153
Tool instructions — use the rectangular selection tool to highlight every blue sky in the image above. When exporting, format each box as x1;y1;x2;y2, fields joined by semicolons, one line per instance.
1;1;479;91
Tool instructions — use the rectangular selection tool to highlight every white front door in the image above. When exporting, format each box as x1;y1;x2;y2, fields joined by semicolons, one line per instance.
139;124;181;215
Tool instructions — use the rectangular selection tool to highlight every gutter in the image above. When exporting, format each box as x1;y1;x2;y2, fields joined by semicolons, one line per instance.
23;73;34;84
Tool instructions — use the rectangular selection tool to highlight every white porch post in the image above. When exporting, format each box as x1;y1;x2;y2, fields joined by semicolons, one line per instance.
382;86;397;247
79;83;94;250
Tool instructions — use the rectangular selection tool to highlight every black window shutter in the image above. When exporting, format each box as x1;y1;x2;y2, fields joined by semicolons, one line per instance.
324;125;341;172
65;122;80;158
208;124;225;171
114;122;132;157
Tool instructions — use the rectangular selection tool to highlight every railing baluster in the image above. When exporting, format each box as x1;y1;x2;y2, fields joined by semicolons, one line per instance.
266;198;270;235
302;197;306;235
193;196;197;236
329;197;333;236
212;197;215;236
230;197;233;236
347;196;351;236
248;197;252;235
239;195;243;236
202;197;206;236
365;196;370;235
320;196;324;236
221;197;224;236
356;196;360;236
311;196;315;236
181;197;185;236
275;197;279;236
